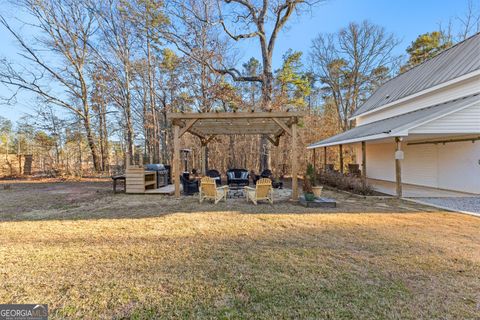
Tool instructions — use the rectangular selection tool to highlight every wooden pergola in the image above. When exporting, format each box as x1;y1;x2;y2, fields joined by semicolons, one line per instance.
167;111;303;200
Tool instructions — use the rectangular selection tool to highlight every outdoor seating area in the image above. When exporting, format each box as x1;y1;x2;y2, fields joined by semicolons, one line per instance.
167;111;301;200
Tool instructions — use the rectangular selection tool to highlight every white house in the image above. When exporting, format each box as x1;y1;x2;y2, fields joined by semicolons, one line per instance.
308;32;480;196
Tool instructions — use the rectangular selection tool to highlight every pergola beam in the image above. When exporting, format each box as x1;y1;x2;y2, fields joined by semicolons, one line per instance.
168;111;302;120
179;119;198;137
266;135;281;146
272;118;292;136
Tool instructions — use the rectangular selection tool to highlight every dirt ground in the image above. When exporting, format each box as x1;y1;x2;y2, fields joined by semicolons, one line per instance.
0;178;439;221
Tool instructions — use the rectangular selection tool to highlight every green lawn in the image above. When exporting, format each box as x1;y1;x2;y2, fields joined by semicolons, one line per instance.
1;209;479;319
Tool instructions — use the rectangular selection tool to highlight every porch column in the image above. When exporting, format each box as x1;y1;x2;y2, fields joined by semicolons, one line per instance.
291;122;298;200
339;144;344;173
312;148;316;173
173;124;180;198
395;137;403;198
361;141;367;187
323;146;327;172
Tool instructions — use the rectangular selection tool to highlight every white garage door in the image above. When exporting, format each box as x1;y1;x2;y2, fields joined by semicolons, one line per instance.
403;144;438;188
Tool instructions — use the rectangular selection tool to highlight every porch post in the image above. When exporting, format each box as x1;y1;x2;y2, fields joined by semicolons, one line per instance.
173;124;180;198
339;144;344;173
395;137;403;198
323;146;327;172
291;122;298;200
361;141;367;187
312;148;316;172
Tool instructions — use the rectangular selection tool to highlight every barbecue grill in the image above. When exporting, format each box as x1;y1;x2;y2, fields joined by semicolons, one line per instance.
145;164;170;188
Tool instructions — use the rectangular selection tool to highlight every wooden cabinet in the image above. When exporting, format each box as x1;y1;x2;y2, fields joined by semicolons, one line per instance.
125;166;157;193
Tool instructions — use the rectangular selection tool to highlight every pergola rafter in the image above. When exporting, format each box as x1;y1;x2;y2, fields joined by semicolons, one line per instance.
167;111;303;200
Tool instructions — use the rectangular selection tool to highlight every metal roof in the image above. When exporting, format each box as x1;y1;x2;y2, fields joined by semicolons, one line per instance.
352;32;480;118
308;93;480;148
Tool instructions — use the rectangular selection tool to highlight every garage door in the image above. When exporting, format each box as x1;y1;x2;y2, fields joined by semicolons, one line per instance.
403;144;438;188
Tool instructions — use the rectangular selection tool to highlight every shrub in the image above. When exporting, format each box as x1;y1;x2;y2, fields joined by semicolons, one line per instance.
318;171;374;195
306;163;316;185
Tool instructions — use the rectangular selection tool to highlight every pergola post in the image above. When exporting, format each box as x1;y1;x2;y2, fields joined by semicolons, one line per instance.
339;144;343;173
173;124;180;198
323;146;327;172
201;142;207;175
395;137;403;198
361;141;367;187
291;122;298;200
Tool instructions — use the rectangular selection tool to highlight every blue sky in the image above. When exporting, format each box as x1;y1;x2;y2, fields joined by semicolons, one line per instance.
0;0;474;123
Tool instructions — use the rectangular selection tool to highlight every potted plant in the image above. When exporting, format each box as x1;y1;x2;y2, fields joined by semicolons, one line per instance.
303;173;315;201
306;164;323;197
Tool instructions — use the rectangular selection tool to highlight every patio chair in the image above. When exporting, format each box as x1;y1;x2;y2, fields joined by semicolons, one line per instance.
244;178;273;205
226;168;249;187
206;169;222;186
180;173;199;195
199;176;229;204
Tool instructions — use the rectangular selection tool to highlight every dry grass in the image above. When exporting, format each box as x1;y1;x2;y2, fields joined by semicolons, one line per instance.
0;180;479;319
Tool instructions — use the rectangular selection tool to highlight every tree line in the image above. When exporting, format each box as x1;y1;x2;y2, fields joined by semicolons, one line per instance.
0;0;478;177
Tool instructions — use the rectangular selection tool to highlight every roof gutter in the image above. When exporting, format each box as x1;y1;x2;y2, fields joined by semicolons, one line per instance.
306;132;405;149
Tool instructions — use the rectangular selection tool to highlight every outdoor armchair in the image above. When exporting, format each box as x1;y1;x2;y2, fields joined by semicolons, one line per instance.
206;169;222;186
245;178;273;205
199;176;229;204
180;173;199;195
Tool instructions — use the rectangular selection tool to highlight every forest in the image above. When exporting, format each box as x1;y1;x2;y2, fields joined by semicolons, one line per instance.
0;0;478;178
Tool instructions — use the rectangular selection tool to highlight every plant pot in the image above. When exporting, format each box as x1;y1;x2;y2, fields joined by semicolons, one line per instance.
312;186;323;198
304;192;315;202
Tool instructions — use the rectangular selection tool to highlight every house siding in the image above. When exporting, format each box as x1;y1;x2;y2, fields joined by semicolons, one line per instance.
410;103;480;134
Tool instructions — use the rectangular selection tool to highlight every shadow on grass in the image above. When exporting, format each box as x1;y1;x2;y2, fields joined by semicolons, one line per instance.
0;180;443;222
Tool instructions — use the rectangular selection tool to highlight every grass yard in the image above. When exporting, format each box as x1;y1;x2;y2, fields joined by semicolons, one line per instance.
0;180;479;319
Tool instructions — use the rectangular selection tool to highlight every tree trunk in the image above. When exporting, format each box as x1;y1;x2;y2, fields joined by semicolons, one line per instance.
83;111;100;172
124;64;135;166
259;57;273;170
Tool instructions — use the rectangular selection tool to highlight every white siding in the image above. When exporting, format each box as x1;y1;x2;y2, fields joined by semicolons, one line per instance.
437;141;480;193
356;75;480;125
410;103;480;134
355;140;480;194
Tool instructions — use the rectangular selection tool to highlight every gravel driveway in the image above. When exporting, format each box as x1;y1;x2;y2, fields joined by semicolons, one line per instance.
414;197;480;215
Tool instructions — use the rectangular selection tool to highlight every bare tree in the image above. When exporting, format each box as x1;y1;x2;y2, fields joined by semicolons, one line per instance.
92;0;138;165
165;0;320;169
0;0;102;171
310;21;400;131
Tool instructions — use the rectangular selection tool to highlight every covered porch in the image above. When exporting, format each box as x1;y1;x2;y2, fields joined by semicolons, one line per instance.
308;94;480;197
